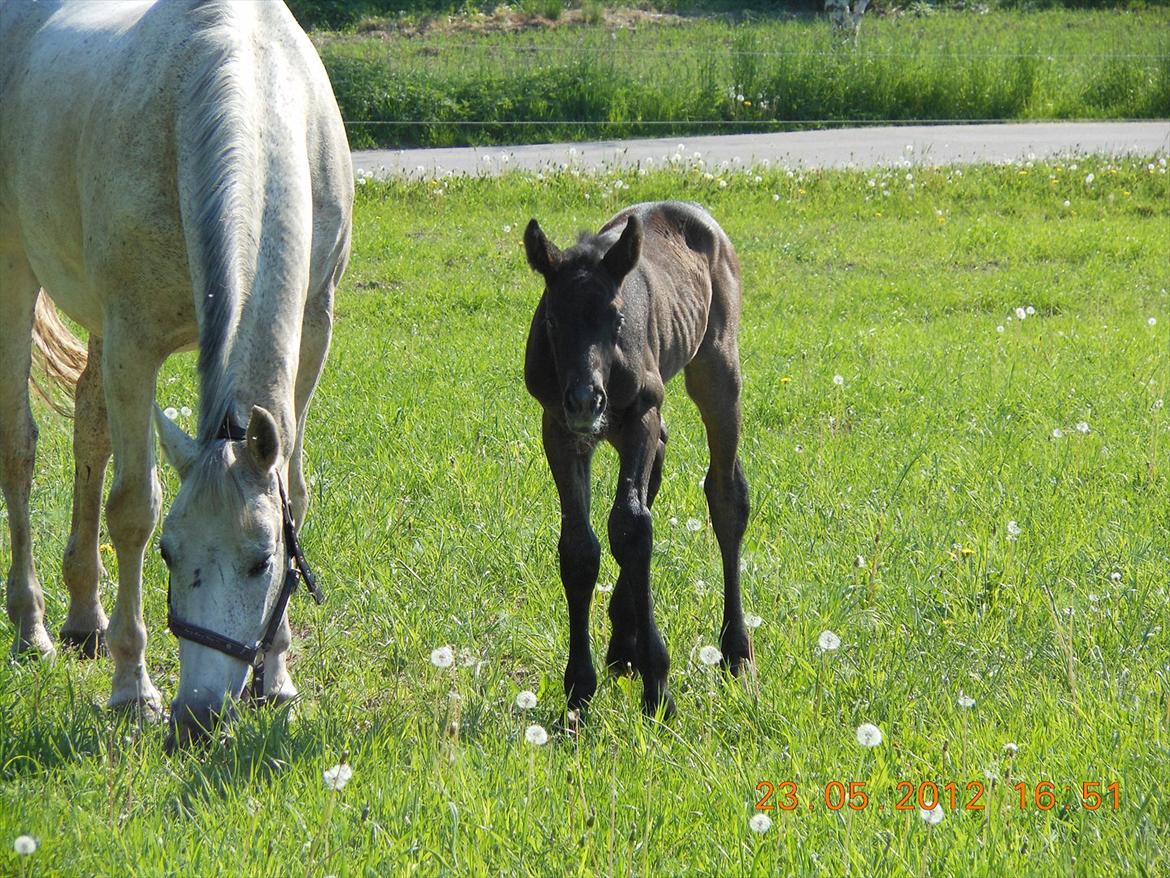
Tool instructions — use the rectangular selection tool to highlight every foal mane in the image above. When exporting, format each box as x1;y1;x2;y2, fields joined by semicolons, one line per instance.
181;0;260;444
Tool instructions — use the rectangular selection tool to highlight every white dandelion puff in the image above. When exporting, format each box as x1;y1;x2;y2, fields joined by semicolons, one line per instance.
1052;428;1064;439
179;405;192;417
1075;421;1090;434
515;690;537;710
699;645;723;666
1006;520;1021;541
854;554;866;568
1110;571;1122;583
525;724;549;746
1015;307;1027;320
323;763;353;791
818;630;841;652
686;518;703;532
744;613;763;629
1084;172;1094;184
833;374;844;386
13;835;37;855
920;803;944;825
163;406;178;420
1148;317;1157;326
749;812;772;834
996;325;1005;333
958;693;976;709
1026;306;1036;315
430;646;455;669
1003;742;1019;757
856;723;883;747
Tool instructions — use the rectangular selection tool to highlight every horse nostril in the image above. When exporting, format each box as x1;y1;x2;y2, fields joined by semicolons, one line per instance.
564;385;592;415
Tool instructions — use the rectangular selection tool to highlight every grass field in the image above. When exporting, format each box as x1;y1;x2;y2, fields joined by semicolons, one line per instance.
2;155;1169;875
317;9;1170;148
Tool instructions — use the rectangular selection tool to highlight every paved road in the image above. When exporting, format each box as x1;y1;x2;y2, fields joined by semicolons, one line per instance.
352;121;1169;177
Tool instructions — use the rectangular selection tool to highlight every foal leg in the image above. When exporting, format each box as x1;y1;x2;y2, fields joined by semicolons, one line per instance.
60;335;112;657
609;406;673;717
685;346;751;674
0;259;54;658
101;321;163;717
543;413;601;711
605;419;665;674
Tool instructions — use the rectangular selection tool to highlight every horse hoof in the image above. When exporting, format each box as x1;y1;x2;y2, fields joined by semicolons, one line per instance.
59;627;107;659
109;694;164;725
10;625;56;661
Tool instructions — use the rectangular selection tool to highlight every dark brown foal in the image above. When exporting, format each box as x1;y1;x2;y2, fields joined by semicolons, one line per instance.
523;201;750;718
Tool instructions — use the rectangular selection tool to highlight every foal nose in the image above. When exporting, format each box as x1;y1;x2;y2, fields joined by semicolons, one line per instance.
564;383;606;422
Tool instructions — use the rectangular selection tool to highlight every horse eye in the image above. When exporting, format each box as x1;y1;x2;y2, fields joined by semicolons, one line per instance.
248;555;274;578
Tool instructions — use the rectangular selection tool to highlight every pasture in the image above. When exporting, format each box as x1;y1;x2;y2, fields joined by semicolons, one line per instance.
2;155;1168;875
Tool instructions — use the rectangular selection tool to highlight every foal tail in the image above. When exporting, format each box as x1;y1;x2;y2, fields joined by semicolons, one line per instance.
30;292;86;416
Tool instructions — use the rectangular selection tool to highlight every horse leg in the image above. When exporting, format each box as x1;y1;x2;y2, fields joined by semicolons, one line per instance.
0;255;54;658
101;322;163;717
605;419;665;675
543;412;601;711
685;344;751;675
253;286;334;707
60;335;111;657
609;405;673;717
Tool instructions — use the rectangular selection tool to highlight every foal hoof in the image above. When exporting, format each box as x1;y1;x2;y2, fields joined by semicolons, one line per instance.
642;690;675;721
60;627;107;659
605;638;638;676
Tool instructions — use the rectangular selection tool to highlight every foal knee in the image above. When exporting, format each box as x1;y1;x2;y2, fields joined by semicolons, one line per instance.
608;498;651;569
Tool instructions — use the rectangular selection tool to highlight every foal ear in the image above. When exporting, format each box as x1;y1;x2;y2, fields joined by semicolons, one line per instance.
155;405;198;480
602;214;642;283
524;219;561;278
245;405;281;474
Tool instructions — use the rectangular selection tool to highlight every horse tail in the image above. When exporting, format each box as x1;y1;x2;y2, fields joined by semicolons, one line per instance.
177;2;258;442
30;292;86;416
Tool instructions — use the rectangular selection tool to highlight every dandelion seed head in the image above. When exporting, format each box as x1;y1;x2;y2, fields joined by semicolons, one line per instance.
179;405;192;417
744;613;763;629
818;630;841;652
163;406;178;420
1110;571;1122;583
1006;520;1022;539
1015;307;1027;320
323;763;353;791
1076;421;1090;434
14;835;37;855
1052;428;1063;439
920;804;944;825
1148;317;1157;326
430;645;455;669
958;693;976;709
833;374;844;386
856;723;883;747
515;690;537;710
749;812;772;834
1003;742;1019;757
699;645;723;666
525;724;549;746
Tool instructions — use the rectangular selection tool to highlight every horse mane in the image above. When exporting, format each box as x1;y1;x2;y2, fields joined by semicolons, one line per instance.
180;0;260;443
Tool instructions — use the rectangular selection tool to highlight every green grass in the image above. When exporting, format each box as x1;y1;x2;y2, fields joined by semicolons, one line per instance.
2;156;1169;875
317;9;1170;148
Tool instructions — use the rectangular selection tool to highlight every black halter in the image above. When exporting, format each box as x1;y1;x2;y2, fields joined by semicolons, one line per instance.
166;418;324;702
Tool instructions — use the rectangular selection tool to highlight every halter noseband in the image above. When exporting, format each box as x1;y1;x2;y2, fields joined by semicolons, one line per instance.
166;418;324;702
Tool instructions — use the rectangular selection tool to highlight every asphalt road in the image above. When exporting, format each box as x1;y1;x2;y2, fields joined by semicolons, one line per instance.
352;121;1169;178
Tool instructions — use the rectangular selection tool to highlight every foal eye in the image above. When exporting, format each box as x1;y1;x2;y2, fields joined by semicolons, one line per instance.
248;555;274;577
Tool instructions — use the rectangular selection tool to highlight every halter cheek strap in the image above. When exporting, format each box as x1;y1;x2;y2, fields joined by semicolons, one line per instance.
166;418;323;702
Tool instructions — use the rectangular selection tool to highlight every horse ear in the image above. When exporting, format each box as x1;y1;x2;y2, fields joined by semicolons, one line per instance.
245;405;280;473
155;406;198;480
524;219;561;278
602;214;641;283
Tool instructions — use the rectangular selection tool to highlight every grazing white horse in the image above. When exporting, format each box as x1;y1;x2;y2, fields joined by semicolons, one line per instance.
0;0;352;744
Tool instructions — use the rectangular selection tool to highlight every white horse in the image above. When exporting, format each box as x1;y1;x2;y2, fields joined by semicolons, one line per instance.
1;0;352;745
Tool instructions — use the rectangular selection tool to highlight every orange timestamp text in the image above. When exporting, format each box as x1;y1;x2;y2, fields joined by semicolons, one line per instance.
754;780;1120;813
